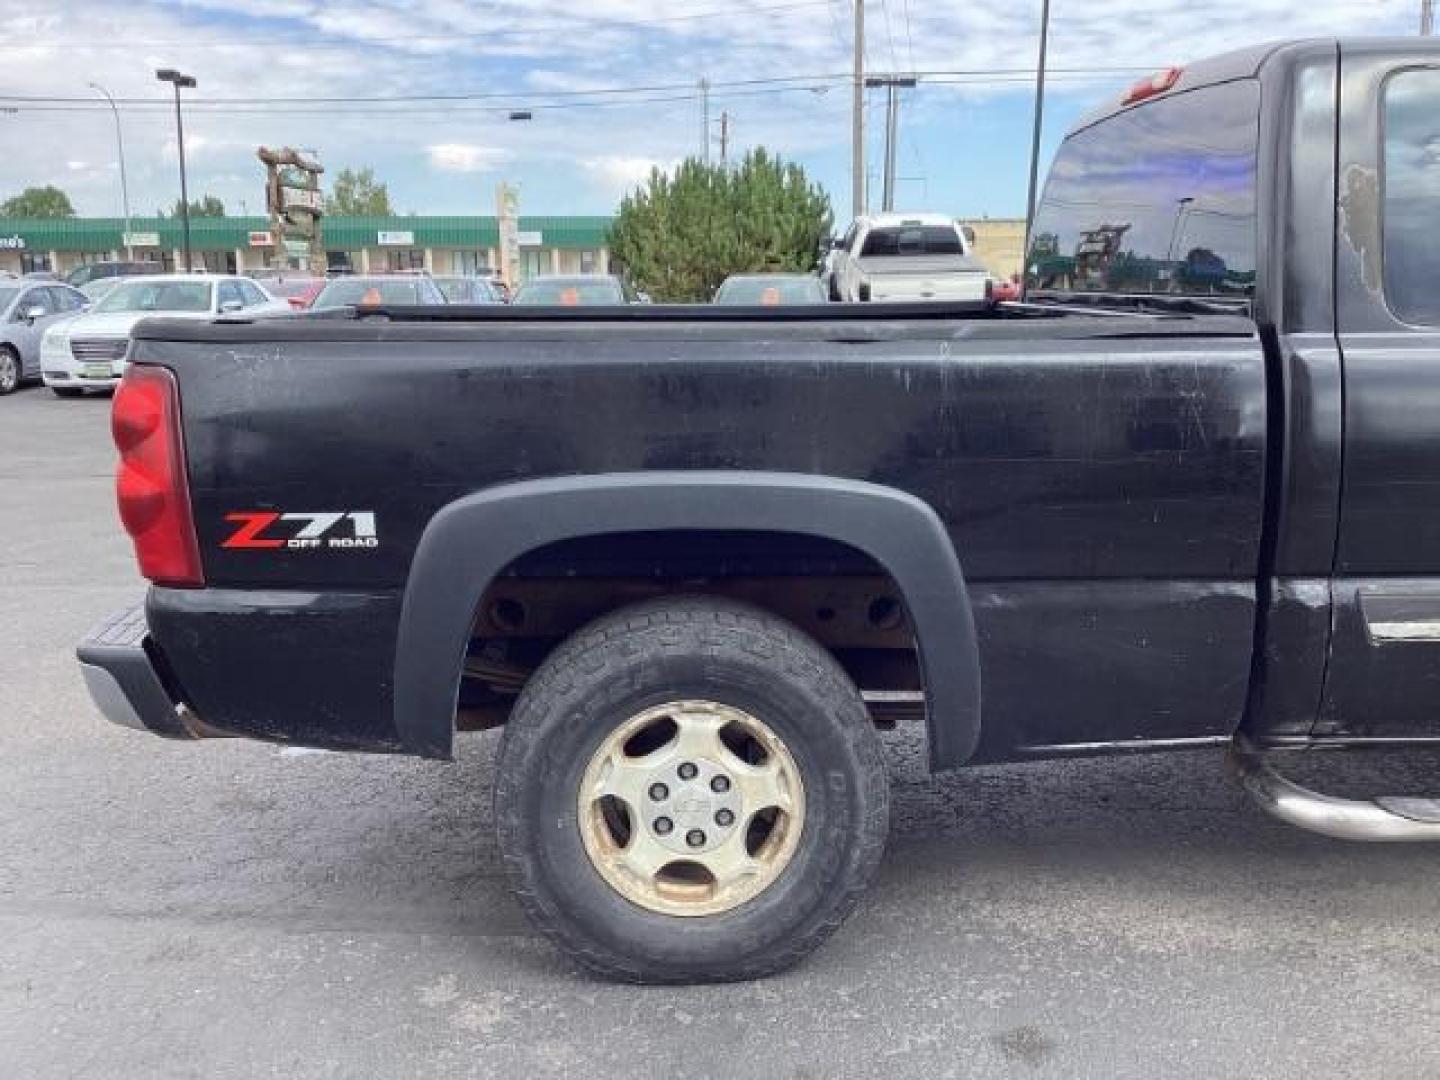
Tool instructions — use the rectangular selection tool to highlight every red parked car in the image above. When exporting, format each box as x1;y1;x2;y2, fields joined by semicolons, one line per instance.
990;276;1022;302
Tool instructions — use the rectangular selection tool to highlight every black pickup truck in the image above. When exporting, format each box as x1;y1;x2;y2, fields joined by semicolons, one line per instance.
80;39;1440;983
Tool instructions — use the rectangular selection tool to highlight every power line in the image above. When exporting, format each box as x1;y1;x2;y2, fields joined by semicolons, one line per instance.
899;0;917;74
0;67;1153;110
0;2;836;51
0;84;854;118
879;0;900;71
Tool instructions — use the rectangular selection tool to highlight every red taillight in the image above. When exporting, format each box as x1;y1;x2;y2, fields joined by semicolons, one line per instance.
112;365;204;588
1122;66;1182;107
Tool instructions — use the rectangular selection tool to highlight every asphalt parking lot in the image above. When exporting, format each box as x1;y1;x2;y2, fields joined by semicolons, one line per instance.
3;385;1439;1079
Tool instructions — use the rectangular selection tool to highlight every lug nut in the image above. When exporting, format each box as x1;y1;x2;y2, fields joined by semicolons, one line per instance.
648;782;669;802
677;762;698;781
654;817;674;836
714;808;735;827
710;775;730;793
686;829;706;848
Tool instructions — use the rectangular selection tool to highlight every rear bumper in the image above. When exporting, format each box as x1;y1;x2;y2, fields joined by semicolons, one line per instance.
76;606;201;738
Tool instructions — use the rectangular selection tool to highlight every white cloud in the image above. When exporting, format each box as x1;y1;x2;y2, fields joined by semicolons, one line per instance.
582;156;673;197
0;0;1422;217
427;143;513;173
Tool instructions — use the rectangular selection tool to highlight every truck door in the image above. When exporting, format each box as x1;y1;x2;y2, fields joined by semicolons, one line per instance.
1324;46;1440;742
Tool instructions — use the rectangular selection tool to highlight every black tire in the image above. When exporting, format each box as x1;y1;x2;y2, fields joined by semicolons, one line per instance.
494;595;889;983
51;387;85;399
0;348;19;395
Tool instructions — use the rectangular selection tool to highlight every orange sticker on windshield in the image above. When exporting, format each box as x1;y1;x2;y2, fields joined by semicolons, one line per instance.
761;287;781;306
560;288;580;306
361;287;382;305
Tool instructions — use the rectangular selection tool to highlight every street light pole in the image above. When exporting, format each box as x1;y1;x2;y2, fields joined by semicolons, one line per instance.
88;82;132;259
866;75;916;212
851;0;865;217
156;68;197;272
1020;0;1052;300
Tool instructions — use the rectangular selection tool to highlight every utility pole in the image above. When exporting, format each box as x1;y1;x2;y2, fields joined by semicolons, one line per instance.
1424;0;1435;35
719;111;730;167
866;75;916;211
1021;0;1052;300
700;78;711;163
851;0;865;217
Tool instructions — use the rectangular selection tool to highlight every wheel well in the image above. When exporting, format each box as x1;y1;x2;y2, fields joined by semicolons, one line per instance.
458;529;923;731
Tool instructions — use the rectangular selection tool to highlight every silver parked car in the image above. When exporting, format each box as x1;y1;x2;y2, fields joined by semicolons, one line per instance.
0;281;88;394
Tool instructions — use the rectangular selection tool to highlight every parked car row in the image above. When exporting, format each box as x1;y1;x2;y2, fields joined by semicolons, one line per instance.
39;274;291;396
3;232;1005;398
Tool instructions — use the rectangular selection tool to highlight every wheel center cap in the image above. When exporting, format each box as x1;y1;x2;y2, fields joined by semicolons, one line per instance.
645;757;741;855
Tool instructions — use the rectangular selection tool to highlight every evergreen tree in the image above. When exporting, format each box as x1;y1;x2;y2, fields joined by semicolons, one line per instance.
609;150;832;302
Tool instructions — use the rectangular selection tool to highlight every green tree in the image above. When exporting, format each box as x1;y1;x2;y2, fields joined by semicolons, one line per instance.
608;149;833;302
163;194;226;218
1;185;76;218
327;167;392;216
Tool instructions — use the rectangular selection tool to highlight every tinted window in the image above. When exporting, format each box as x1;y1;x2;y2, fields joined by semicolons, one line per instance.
217;281;244;309
860;226;962;257
311;279;428;308
47;286;83;312
95;281;212;313
435;278;471;302
513;279;624;305
239;281;268;306
1028;80;1259;300
18;288;52;315
714;276;826;304
1383;68;1440;325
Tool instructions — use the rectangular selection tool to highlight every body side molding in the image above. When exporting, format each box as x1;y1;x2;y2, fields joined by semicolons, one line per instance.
392;471;980;768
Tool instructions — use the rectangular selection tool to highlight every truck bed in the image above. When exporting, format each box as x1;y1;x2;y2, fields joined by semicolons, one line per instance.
130;304;1266;762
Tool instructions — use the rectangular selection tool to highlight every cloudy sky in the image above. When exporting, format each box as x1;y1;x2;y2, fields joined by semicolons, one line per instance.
0;0;1423;220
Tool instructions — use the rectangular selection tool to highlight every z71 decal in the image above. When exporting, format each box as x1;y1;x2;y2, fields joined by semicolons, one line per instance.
221;511;378;550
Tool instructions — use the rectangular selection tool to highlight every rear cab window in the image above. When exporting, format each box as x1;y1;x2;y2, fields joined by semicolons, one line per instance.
1028;79;1260;303
1382;67;1440;326
860;225;964;257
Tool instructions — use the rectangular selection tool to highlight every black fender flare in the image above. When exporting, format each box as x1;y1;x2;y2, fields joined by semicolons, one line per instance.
393;471;981;769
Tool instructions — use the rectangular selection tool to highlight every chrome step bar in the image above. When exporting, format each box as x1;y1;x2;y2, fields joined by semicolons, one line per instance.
1229;738;1440;841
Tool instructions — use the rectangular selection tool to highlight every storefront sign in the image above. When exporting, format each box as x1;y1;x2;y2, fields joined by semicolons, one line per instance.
282;187;322;212
248;230;275;247
122;231;160;248
283;239;310;256
377;230;415;246
517;230;543;247
0;235;26;250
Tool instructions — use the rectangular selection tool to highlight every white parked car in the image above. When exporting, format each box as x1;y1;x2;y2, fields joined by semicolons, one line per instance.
41;274;288;396
826;212;991;303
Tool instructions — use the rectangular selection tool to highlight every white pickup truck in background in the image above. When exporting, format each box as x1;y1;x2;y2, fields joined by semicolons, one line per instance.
824;212;992;303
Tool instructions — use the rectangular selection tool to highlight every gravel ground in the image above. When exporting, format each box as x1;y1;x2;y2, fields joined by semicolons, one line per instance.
2;386;1438;1079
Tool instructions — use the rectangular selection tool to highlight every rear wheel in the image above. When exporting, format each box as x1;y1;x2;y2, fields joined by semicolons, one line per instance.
0;348;19;395
494;596;889;983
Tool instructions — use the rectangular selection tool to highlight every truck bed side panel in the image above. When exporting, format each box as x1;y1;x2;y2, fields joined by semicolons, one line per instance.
141;323;1267;758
